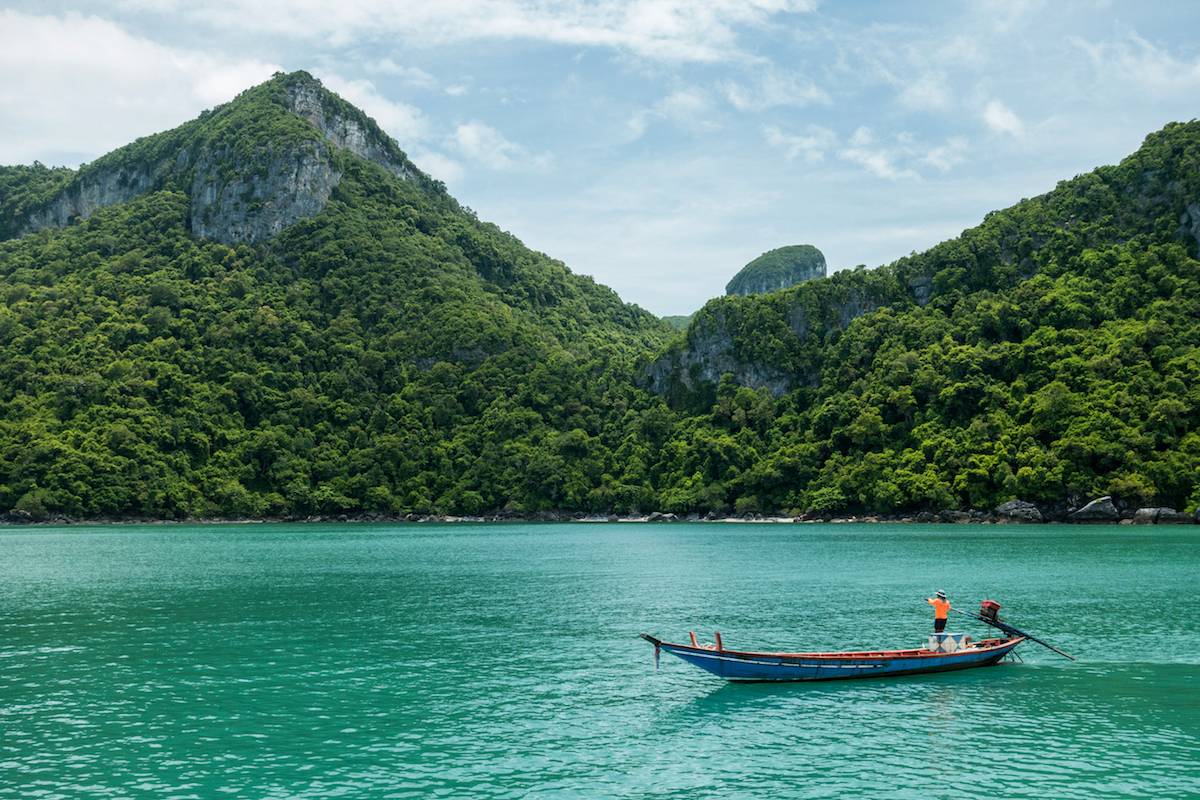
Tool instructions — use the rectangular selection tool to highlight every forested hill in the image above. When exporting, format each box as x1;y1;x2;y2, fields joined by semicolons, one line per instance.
0;71;671;519
0;72;1197;520
647;120;1200;515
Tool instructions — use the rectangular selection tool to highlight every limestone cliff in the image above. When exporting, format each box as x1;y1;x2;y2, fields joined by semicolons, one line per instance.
645;269;906;401
13;71;431;246
644;308;799;400
647;121;1200;405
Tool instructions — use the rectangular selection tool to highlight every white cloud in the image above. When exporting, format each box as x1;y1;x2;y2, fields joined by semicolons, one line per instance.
764;124;965;180
0;10;280;165
982;99;1024;136
116;0;819;63
410;149;465;185
762;124;835;162
453;121;550;170
657;88;715;123
848;127;873;148
838;127;917;180
977;0;1044;32
897;72;951;111
840;147;911;181
366;58;438;89
625;87;718;139
719;70;828;112
625;111;651;141
315;73;429;144
1072;33;1200;97
922;136;969;171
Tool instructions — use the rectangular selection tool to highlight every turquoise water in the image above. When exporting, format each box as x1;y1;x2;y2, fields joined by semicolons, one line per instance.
0;523;1197;798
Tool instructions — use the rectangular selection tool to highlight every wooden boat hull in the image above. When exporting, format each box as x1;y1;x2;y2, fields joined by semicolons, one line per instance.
641;634;1024;682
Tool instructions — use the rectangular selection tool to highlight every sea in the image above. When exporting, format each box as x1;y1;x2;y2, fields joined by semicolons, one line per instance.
1;522;1197;798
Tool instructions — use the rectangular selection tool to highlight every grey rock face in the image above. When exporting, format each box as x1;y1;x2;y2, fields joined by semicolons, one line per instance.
1132;507;1159;524
644;312;800;398
189;142;341;244
995;499;1043;523
1132;507;1193;524
725;245;826;297
646;287;885;398
282;80;417;181
25;165;155;232
1156;508;1194;524
18;75;419;246
908;275;933;306
1069;496;1120;523
1180;202;1200;252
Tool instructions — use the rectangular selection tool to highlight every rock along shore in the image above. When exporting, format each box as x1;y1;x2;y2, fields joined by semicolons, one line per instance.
1;496;1196;527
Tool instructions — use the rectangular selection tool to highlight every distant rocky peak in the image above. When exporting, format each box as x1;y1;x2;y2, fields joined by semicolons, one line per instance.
279;72;419;181
726;245;827;296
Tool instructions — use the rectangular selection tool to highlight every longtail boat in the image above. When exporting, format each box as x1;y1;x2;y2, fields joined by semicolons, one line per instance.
639;632;1024;682
641;599;1074;683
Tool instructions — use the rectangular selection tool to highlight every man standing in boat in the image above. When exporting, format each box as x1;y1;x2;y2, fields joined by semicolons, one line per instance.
927;590;951;633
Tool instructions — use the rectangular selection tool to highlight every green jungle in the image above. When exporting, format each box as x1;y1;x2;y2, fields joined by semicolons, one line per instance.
1;72;1198;520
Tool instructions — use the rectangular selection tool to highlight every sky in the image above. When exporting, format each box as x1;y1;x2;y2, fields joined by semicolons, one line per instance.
1;1;1199;315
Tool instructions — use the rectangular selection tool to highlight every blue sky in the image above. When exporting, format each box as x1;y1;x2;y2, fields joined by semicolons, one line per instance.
2;1;1199;315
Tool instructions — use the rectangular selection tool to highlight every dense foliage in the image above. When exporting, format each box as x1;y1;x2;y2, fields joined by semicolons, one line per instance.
0;74;1197;519
653;121;1200;515
661;314;693;331
0;164;74;239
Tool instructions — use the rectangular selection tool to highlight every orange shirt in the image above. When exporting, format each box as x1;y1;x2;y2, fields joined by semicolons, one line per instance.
927;598;950;619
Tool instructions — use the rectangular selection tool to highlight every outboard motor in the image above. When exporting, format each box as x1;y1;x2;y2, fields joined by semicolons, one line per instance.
979;599;1002;623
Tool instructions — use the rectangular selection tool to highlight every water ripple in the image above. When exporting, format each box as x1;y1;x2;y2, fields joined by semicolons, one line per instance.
0;523;1197;798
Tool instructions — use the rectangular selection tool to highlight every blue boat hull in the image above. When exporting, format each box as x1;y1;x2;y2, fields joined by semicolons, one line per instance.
643;635;1023;682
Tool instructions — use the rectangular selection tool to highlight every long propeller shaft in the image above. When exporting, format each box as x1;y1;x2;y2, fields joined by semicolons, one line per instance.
949;607;1076;661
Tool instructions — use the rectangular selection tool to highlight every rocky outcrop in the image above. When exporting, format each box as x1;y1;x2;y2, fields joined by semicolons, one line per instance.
1069;496;1120;523
282;79;419;181
17;72;422;246
1156;508;1194;524
188;141;342;243
908;275;933;306
1132;507;1194;524
1132;507;1159;524
646;282;894;399
995;499;1043;523
24;164;157;231
644;309;800;398
1180;202;1200;253
726;245;826;296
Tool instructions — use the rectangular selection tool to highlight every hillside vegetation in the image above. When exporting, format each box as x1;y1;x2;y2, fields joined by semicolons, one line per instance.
649;121;1200;515
0;73;672;518
0;73;1197;519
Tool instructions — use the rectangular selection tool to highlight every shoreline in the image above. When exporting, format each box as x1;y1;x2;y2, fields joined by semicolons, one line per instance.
1;508;1196;527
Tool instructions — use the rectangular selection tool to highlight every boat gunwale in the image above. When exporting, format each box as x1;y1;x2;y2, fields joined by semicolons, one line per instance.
641;634;1025;661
